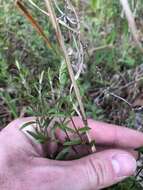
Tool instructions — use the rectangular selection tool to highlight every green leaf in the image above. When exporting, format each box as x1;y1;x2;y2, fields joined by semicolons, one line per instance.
78;127;91;133
135;146;143;153
91;0;100;9
90;140;96;147
64;139;81;146
0;92;18;118
26;130;48;144
57;123;75;133
91;0;97;8
124;57;135;67
39;71;44;85
55;147;70;160
64;126;75;133
59;60;68;87
20;121;36;130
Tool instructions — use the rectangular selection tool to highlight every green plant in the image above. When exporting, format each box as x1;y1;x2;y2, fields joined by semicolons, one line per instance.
14;0;96;160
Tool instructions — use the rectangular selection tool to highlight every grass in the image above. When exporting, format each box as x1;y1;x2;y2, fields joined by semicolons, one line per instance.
1;0;143;189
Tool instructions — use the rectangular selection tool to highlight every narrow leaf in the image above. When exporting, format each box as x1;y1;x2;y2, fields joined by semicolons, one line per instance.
59;60;68;87
135;146;143;154
26;130;47;144
20;121;36;130
44;0;95;152
57;124;75;133
78;127;91;133
64;139;81;146
16;0;51;48
55;147;70;160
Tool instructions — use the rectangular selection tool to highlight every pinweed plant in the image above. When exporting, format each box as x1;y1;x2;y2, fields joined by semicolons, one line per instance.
15;0;95;160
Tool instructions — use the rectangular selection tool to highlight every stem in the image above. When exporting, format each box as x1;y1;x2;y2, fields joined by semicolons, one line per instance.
70;117;83;142
44;0;96;152
120;0;143;52
15;0;52;49
59;118;78;155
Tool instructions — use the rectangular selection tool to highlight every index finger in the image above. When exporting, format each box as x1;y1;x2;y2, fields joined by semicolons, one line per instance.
71;117;143;149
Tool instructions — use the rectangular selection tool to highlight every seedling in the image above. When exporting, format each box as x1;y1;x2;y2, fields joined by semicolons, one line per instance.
15;0;95;160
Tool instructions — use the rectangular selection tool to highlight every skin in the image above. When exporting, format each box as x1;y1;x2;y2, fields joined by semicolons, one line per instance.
0;116;143;190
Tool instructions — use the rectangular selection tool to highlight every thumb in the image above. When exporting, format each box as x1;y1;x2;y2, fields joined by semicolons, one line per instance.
67;150;137;190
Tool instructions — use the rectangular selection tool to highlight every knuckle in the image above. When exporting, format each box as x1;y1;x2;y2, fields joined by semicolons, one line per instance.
85;157;107;189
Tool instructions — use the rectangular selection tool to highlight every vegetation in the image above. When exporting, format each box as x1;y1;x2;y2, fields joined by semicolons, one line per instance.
1;0;143;189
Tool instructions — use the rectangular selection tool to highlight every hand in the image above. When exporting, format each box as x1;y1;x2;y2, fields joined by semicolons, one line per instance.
0;117;143;190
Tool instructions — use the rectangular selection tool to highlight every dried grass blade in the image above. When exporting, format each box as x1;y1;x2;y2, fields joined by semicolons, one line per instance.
27;0;77;33
120;0;143;52
15;0;51;49
44;0;96;152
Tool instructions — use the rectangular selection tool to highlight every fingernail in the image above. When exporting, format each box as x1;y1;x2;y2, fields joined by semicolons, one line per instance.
112;154;137;177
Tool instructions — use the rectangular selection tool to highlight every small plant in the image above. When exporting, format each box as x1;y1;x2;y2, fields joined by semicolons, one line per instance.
15;0;95;160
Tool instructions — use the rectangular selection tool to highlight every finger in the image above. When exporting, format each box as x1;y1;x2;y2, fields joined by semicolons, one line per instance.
70;117;143;149
88;146;139;160
64;149;137;190
61;144;139;160
6;117;143;159
9;117;143;149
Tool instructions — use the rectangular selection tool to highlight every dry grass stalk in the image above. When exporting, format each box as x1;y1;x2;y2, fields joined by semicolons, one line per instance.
27;0;78;33
120;0;143;52
15;0;52;49
44;0;96;152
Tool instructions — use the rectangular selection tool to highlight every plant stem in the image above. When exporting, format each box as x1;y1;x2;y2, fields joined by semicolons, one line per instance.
59;118;78;155
15;0;52;49
70;117;83;143
44;0;96;152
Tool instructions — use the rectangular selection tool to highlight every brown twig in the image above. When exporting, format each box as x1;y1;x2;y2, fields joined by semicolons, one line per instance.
44;0;96;152
15;0;52;49
120;0;143;52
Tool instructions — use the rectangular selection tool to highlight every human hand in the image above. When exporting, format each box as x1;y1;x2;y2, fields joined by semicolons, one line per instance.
0;117;143;190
